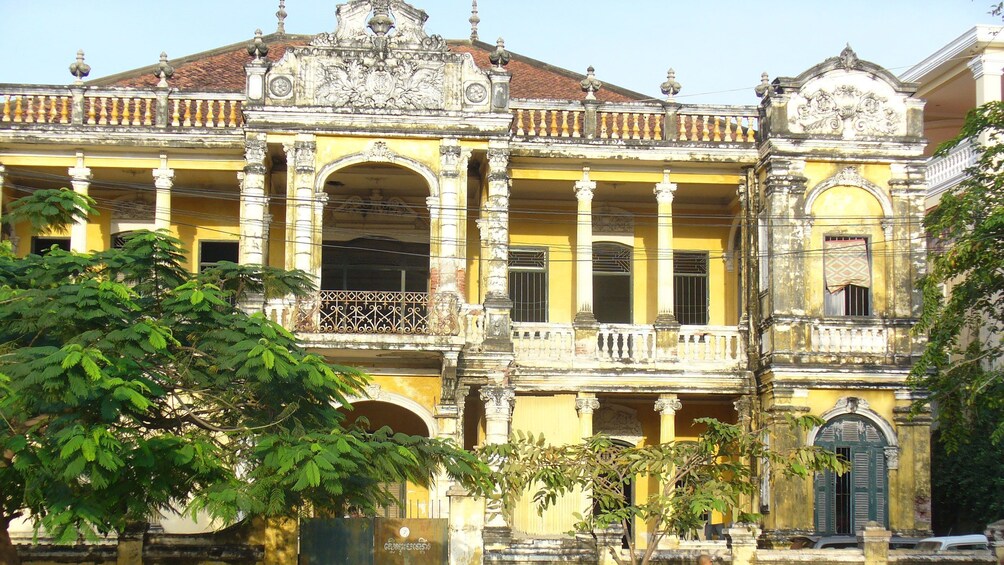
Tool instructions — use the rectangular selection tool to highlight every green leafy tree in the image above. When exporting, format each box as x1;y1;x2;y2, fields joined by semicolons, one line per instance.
911;101;1004;530
475;417;846;565
0;189;488;563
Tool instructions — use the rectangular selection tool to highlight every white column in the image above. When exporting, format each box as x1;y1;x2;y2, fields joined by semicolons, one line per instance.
574;167;596;323
654;170;678;325
482;144;510;301
654;394;681;444
291;135;316;276
68;152;92;253
0;164;6;226
437;139;465;295
575;394;600;440
968;52;1004;105
240;133;269;266
152;154;174;231
480;385;515;533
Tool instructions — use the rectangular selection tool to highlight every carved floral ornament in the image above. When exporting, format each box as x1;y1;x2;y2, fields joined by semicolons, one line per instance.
791;84;900;137
314;57;445;110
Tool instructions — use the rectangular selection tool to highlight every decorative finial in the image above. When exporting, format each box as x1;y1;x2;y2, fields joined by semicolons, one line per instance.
580;66;602;100
69;49;91;85
276;0;287;35
368;0;395;37
154;52;174;88
489;37;511;69
839;44;858;70
754;72;770;98
247;29;269;60
660;68;681;101
469;0;480;42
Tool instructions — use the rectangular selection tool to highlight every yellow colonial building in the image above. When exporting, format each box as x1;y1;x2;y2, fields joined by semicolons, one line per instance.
0;1;933;562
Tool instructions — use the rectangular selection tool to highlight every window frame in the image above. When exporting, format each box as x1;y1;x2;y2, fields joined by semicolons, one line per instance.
823;235;872;318
508;246;549;323
673;250;710;326
198;240;240;273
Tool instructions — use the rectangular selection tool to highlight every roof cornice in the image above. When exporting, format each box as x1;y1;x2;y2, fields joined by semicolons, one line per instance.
900;25;1004;83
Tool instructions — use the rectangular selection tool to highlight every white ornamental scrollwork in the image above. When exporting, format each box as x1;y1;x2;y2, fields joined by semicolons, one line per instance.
315;58;445;110
793;85;899;137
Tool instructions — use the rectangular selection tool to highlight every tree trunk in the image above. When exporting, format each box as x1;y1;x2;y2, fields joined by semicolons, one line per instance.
0;519;22;565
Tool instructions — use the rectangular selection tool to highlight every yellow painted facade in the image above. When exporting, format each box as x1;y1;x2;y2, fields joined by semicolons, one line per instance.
0;0;937;561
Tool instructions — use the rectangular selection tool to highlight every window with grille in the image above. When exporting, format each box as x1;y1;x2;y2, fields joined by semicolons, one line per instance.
823;236;871;317
509;248;548;323
199;241;239;272
674;251;708;325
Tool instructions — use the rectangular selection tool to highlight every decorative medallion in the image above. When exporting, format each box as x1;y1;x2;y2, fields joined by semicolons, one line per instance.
465;82;488;104
268;76;294;98
792;85;899;137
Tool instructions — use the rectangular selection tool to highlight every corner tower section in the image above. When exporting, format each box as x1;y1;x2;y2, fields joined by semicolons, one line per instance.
751;46;931;543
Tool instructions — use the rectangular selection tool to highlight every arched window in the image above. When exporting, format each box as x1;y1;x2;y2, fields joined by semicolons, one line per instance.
813;416;888;534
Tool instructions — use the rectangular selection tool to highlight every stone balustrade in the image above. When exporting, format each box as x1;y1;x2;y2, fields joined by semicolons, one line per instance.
511;99;758;145
511;322;745;369
927;138;976;197
0;85;244;129
811;321;889;355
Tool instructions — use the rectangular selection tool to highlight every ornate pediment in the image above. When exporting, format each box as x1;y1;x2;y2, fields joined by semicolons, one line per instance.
261;0;491;113
791;84;900;137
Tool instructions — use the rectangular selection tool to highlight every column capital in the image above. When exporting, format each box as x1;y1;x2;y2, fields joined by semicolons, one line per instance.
0;163;6;178
574;167;596;201
968;52;1004;80
655;394;682;416
152;155;174;189
480;386;515;419
575;397;600;415
68;152;91;182
654;169;677;204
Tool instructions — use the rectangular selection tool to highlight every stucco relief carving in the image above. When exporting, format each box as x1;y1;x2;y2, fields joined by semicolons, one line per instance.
315;58;445;110
480;385;515;418
792;85;899;137
593;206;634;235
594;404;643;444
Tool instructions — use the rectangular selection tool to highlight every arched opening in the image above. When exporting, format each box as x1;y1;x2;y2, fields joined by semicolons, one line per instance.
341;399;433;519
813;415;889;534
320;163;432;334
593;242;632;324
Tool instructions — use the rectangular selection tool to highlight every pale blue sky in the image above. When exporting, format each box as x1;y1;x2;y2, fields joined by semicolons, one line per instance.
0;1;998;104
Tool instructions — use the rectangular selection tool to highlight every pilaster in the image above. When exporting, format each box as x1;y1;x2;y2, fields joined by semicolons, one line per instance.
0;164;6;230
291;135;316;277
68;152;92;253
480;142;513;351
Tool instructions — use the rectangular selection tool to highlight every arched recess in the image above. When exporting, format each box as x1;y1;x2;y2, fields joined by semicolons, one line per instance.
808;397;897;536
803;167;894;221
345;385;439;438
313;141;440;198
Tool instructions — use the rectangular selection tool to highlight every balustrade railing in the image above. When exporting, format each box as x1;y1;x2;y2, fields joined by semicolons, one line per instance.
597;323;657;362
510;100;758;145
927;138;976;197
678;325;743;363
510;322;744;366
0;85;244;130
811;322;888;355
512;323;575;360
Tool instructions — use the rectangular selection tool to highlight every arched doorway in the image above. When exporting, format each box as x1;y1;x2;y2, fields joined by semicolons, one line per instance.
813;415;889;534
341;399;433;519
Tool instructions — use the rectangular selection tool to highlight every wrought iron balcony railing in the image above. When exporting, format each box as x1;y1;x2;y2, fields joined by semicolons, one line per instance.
292;290;460;336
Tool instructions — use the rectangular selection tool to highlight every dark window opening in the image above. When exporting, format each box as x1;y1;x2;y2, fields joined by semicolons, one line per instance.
322;238;429;292
593;243;632;324
31;237;70;255
824;236;872;317
199;241;239;272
